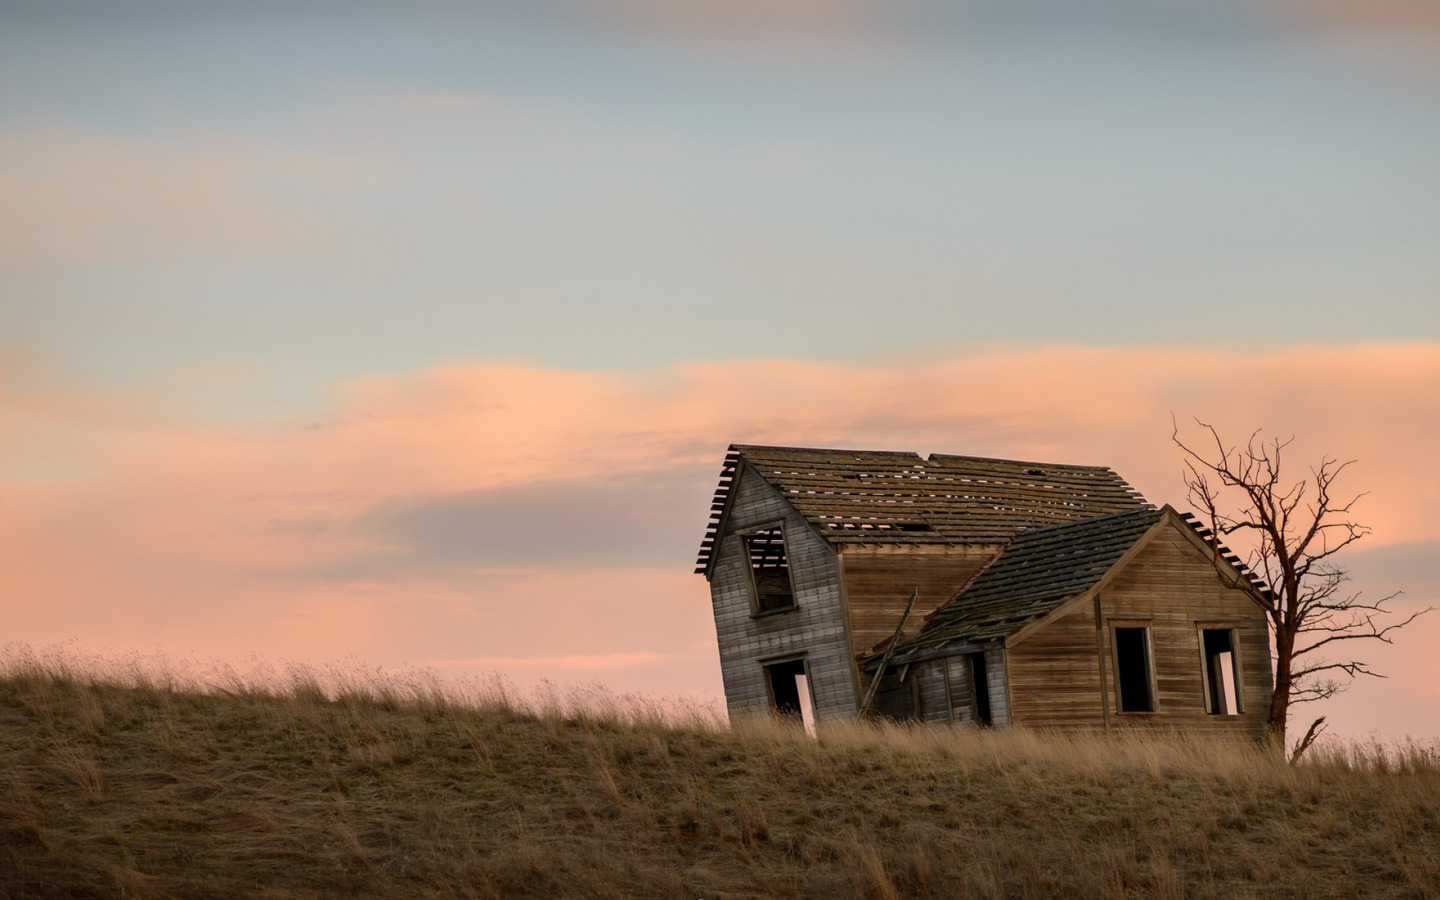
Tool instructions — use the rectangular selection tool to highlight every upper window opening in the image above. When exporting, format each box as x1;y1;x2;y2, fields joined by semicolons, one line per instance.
1201;628;1243;715
1114;626;1156;713
745;526;795;612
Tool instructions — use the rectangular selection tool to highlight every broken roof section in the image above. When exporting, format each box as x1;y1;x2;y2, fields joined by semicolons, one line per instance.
892;506;1167;654
874;505;1274;665
696;444;1149;574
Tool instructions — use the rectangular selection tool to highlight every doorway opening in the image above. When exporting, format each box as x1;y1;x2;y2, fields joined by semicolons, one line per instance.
764;658;815;733
968;652;992;726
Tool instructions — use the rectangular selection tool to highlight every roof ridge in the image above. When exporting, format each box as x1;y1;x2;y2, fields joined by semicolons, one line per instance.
697;445;1150;575
925;452;1121;472
1009;504;1163;537
731;444;926;458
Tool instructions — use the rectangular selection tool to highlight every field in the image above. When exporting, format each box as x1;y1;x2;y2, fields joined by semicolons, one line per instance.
2;647;1438;899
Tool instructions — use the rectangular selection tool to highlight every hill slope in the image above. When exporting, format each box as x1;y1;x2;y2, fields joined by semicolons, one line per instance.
1;658;1438;899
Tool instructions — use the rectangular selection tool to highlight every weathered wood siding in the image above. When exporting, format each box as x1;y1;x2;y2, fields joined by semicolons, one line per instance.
984;648;1010;726
935;649;1009;726
709;464;857;720
1005;599;1107;730
871;651;1010;727
870;659;954;724
870;670;916;721
1006;522;1272;737
913;660;950;724
944;655;973;724
837;545;997;659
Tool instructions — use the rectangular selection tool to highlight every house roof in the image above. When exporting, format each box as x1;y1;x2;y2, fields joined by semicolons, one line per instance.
888;507;1168;655
696;444;1148;575
874;505;1274;664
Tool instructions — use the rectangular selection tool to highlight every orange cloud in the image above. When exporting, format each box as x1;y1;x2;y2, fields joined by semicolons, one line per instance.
3;342;1438;733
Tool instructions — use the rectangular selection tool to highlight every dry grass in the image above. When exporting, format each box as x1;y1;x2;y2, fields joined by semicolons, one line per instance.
2;645;1439;899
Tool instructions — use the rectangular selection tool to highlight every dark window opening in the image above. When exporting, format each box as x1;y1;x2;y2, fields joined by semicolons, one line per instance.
872;669;920;722
764;659;813;729
1202;629;1242;715
969;652;992;726
745;527;795;612
1114;627;1155;713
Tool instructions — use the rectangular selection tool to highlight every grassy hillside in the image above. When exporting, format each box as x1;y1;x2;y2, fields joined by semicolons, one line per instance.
2;651;1438;899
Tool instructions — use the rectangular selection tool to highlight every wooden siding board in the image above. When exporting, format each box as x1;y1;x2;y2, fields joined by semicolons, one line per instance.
915;661;951;724
986;648;1010;726
1007;602;1106;727
944;655;975;725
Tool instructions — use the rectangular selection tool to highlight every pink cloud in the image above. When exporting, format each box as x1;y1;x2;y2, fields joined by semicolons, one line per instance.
3;342;1438;735
430;652;674;670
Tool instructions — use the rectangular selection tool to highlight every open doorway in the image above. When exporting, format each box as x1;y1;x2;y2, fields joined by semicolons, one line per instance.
968;652;992;726
764;658;815;734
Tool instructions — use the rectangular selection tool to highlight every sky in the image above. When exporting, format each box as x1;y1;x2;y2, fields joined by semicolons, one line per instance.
2;0;1438;742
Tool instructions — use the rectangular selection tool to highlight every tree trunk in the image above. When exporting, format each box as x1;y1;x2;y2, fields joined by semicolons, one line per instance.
1268;629;1293;748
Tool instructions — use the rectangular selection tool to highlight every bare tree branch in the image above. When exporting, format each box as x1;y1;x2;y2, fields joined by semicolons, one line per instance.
1172;416;1431;752
1289;716;1328;764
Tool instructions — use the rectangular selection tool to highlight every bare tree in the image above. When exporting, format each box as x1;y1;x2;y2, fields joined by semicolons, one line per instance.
1172;418;1431;750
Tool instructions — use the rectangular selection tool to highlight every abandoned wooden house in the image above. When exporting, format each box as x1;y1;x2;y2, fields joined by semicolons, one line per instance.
695;445;1275;738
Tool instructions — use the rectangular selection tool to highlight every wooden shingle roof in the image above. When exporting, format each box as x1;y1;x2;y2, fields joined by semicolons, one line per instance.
876;505;1274;663
695;445;1148;574
890;507;1167;654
